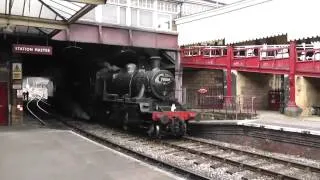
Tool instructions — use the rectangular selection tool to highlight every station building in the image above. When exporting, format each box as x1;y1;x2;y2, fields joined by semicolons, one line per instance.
175;0;320;117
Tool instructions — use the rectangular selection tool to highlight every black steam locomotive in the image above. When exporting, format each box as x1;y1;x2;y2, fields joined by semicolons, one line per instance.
94;56;196;138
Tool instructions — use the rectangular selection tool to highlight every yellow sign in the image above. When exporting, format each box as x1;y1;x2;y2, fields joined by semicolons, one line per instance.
12;63;22;80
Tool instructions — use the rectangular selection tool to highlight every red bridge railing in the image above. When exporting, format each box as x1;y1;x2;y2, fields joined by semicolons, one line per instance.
180;42;320;77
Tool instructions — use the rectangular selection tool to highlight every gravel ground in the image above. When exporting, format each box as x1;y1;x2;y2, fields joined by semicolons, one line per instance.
67;120;274;180
187;136;320;168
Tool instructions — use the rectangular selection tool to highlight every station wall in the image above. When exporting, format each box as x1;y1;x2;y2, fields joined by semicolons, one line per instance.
296;76;320;116
183;69;224;89
182;69;224;107
236;72;274;110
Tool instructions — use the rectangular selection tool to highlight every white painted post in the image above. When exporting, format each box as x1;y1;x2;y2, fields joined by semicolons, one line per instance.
175;51;183;103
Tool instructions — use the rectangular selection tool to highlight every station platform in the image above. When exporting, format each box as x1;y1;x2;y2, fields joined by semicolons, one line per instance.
0;128;181;180
190;111;320;136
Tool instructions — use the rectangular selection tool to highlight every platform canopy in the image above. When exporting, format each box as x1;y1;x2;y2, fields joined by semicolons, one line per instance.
176;0;320;45
0;0;105;37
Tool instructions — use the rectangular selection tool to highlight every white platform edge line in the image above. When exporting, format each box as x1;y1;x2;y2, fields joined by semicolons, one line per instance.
68;130;186;180
238;122;320;136
0;129;67;136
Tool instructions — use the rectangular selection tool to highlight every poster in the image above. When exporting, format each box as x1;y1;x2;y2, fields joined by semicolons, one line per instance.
12;63;22;80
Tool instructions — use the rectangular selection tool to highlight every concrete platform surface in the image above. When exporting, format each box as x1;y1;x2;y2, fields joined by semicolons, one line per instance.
0;129;182;180
191;111;320;135
238;111;320;135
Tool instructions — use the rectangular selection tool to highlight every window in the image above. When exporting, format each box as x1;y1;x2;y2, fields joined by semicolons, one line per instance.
102;5;118;24
132;0;138;7
131;8;138;26
139;0;146;7
108;0;127;5
157;14;171;31
132;0;153;9
157;1;178;13
139;10;153;28
120;7;126;25
119;0;127;5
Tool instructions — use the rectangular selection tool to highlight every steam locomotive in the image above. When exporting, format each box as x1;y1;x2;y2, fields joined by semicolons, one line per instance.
94;56;196;138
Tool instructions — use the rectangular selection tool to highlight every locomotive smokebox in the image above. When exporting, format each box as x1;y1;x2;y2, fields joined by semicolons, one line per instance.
150;56;161;70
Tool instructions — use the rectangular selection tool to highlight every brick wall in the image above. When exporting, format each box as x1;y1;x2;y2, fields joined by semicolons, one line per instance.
236;72;274;110
296;76;320;116
182;69;224;107
183;69;224;88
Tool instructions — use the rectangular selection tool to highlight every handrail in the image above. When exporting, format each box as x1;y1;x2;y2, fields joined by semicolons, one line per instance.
181;43;320;61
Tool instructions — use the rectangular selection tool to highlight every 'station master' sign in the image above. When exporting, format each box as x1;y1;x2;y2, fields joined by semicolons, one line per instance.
12;44;52;56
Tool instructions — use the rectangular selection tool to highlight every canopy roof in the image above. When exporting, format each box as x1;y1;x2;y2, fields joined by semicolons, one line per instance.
0;0;104;36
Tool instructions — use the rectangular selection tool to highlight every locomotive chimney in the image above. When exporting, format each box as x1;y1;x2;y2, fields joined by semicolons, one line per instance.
150;56;161;70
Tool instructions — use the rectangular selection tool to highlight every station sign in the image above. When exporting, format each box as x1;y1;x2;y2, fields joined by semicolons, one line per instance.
12;63;22;80
197;88;208;94
12;44;52;56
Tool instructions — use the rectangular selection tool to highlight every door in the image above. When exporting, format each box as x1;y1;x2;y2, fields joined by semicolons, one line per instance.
0;82;8;125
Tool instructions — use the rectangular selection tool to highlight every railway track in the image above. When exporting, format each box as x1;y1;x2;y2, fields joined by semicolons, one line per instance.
26;98;65;128
26;98;51;126
163;137;320;180
59;119;320;179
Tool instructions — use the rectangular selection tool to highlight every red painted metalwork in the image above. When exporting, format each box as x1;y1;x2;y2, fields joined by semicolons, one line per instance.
180;42;320;110
225;47;233;104
152;111;197;121
296;43;320;77
52;23;178;50
181;43;320;77
0;82;8;125
287;41;297;107
181;46;228;69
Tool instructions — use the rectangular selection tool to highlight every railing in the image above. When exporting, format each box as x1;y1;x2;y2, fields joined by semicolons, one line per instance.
182;46;203;57
202;46;228;58
233;44;290;60
181;43;320;76
182;87;257;120
296;43;320;61
181;44;290;60
233;45;259;59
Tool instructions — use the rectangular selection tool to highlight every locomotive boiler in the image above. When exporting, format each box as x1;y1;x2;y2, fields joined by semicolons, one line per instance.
95;56;196;138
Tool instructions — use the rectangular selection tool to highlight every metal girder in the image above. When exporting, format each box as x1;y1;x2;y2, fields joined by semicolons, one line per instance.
68;4;96;23
0;14;67;30
64;0;106;4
